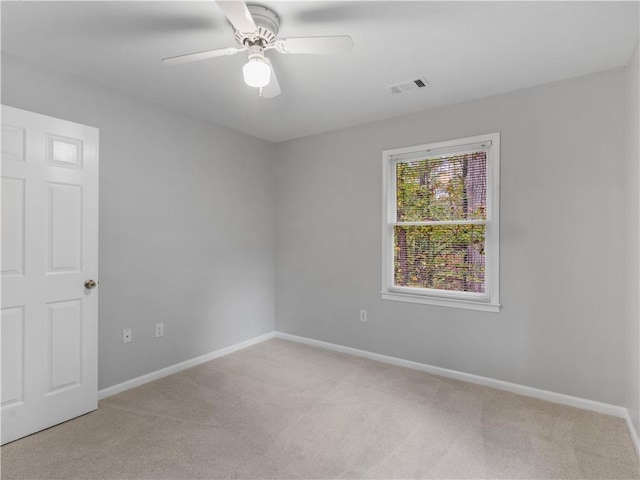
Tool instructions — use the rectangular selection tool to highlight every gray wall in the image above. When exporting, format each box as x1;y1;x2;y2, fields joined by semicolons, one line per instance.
626;41;640;432
2;54;277;390
275;68;628;406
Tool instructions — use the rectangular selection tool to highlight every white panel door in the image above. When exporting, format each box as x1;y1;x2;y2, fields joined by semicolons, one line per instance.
1;105;99;445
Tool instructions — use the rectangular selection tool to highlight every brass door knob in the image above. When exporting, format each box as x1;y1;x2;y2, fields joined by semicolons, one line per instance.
84;279;98;289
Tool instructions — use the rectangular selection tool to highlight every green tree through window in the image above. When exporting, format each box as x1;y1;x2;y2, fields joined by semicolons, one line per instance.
394;152;487;293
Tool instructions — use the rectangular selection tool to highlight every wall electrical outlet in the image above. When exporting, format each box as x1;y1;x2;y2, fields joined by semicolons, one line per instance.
360;309;368;322
123;328;132;344
155;323;164;338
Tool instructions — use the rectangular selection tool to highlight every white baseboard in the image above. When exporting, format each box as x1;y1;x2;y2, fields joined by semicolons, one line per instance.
275;332;629;419
623;409;640;457
98;331;276;400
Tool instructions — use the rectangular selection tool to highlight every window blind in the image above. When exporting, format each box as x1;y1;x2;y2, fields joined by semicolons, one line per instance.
393;150;487;293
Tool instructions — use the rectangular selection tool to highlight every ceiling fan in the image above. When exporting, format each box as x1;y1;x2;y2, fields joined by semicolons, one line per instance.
161;1;354;98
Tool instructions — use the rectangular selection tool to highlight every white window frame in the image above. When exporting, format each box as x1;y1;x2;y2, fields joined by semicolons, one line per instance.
381;132;500;312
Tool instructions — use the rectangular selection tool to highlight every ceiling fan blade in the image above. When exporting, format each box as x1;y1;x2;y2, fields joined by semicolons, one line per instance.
262;57;281;98
273;35;354;55
162;47;244;66
216;1;257;33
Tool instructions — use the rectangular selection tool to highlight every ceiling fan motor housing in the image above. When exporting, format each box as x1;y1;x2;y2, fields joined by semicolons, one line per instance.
234;5;280;47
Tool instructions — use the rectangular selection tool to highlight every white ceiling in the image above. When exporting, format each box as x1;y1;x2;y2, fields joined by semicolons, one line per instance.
2;1;638;142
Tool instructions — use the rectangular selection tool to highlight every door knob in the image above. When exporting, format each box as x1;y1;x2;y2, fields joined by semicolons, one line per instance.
84;279;98;289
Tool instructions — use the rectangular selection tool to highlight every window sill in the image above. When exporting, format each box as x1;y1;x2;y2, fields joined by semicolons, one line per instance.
381;291;501;312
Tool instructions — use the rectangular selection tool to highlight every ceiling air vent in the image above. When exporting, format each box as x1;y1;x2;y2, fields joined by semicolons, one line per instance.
389;77;430;95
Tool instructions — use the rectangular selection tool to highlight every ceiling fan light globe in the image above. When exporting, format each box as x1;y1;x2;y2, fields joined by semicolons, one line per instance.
243;58;271;88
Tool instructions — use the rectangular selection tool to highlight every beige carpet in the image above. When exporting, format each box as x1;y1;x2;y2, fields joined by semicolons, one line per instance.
1;338;639;479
